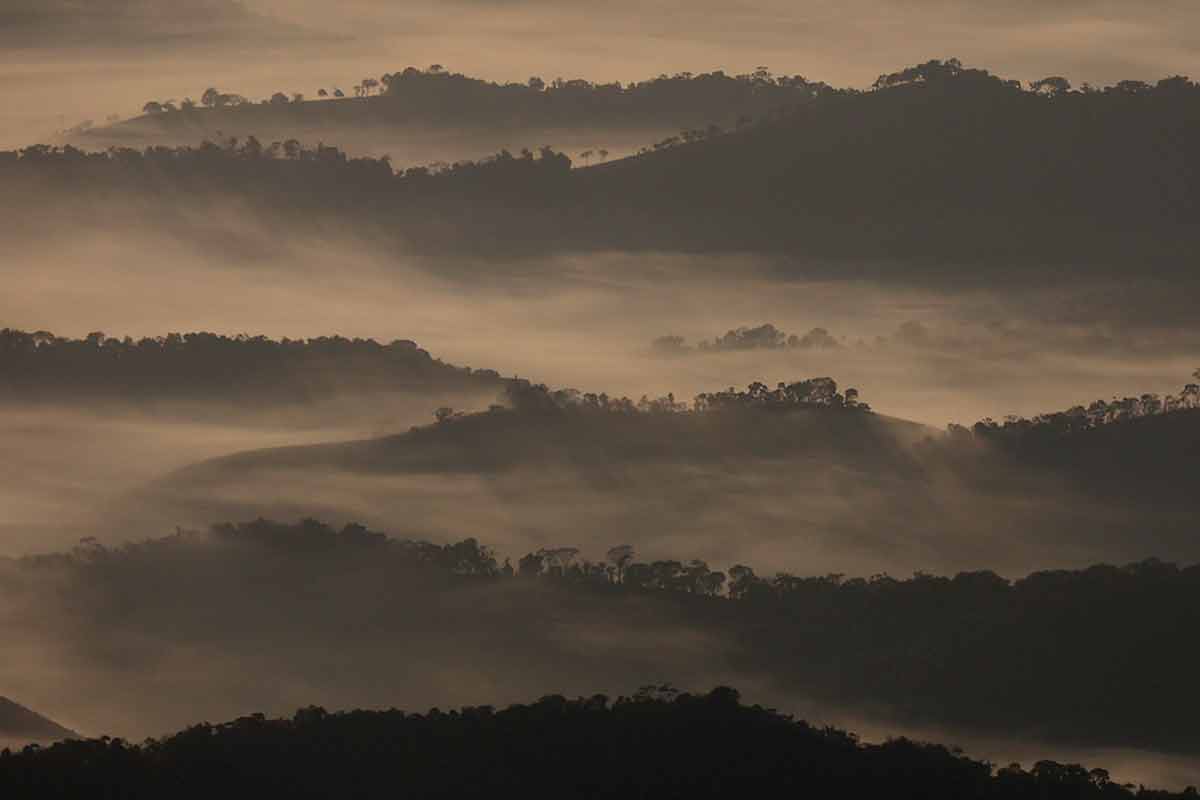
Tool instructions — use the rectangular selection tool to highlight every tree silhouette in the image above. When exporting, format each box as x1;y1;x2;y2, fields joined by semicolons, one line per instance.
7;686;1192;799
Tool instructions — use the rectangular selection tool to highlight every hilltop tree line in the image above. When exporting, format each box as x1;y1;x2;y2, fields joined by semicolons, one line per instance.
7;685;1195;799
3;136;571;186
0;328;868;418
15;58;1200;266
0;140;571;255
468;376;868;419
131;58;1200;134
6;518;1199;754
953;370;1200;442
0;329;508;405
140;84;373;115
133;63;838;129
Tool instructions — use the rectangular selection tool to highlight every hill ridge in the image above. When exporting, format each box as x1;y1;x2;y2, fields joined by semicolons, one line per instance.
0;697;78;743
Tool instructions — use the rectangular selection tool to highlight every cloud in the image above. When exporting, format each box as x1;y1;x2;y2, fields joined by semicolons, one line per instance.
0;0;307;48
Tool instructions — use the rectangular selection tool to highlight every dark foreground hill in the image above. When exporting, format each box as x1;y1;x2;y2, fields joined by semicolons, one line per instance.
1;688;1193;799
0;698;77;744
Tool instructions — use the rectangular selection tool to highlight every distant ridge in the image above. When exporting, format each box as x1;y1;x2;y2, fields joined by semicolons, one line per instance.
0;697;78;743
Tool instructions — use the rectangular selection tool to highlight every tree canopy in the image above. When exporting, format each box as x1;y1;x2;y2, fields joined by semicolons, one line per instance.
0;328;509;407
2;685;1196;799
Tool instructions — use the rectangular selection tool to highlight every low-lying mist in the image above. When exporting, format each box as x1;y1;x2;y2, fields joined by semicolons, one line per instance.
4;216;1196;428
2;520;1197;789
4;211;1197;563
0;525;740;740
139;406;1199;580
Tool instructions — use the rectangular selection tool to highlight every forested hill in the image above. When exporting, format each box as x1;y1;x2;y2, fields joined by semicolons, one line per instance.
16;60;1200;271
0;329;511;408
1;686;1195;798
173;377;900;480
571;60;1200;266
938;375;1200;505
6;518;1200;754
77;65;833;152
154;376;1200;581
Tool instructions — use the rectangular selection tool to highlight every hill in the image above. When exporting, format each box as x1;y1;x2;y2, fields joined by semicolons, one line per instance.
71;66;833;163
1;688;1194;798
0;329;512;421
6;518;1199;755
0;698;77;745
152;378;1200;577
181;379;900;476
567;60;1200;268
14;60;1200;272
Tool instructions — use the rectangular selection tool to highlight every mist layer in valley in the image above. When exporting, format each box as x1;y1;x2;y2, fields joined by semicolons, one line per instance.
3;519;1198;790
4;222;1198;562
140;384;1199;579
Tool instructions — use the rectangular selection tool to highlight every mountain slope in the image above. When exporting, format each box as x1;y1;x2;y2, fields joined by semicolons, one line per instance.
19;62;1200;271
0;697;77;744
151;401;1200;576
567;65;1200;268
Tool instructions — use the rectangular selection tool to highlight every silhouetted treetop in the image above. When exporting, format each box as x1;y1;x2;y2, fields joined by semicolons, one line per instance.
493;376;868;417
951;371;1200;442
121;63;839;132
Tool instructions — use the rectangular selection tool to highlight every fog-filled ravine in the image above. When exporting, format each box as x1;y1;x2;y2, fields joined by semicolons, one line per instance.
4;239;1197;423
